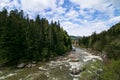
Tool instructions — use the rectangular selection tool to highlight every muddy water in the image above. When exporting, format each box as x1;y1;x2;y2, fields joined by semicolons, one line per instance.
0;47;102;80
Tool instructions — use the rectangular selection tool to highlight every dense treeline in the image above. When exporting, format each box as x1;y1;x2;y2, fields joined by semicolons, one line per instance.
0;9;72;65
79;22;120;80
79;22;120;60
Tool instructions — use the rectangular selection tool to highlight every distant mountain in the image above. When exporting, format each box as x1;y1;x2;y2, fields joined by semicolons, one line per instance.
70;36;81;40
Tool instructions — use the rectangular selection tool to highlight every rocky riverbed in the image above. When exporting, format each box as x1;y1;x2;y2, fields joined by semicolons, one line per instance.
0;47;103;80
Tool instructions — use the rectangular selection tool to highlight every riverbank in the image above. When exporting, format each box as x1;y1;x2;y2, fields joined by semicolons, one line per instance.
0;47;104;80
74;45;107;61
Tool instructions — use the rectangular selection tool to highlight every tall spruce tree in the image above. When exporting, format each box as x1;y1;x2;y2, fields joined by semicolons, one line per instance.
0;9;72;65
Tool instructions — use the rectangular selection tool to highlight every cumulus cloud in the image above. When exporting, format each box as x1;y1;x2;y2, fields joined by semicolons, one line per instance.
58;0;64;6
21;0;56;11
106;16;120;26
69;0;117;18
0;0;21;10
62;20;109;36
65;8;79;21
0;0;120;36
69;0;108;10
111;0;120;9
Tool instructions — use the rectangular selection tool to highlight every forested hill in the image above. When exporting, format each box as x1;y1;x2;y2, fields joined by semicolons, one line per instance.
79;22;120;60
70;36;80;40
0;9;72;65
79;22;120;80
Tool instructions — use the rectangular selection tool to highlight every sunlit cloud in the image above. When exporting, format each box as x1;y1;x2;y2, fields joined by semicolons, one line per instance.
0;0;120;36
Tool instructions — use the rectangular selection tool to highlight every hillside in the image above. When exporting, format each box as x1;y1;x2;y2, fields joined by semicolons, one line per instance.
79;22;120;80
70;36;81;40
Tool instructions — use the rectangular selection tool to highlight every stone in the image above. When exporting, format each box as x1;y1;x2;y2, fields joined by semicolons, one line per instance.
17;63;26;68
39;66;47;71
25;63;31;68
25;63;36;68
32;61;36;64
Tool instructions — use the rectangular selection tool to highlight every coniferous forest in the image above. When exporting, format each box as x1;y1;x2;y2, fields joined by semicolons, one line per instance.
1;8;120;80
0;9;72;66
79;22;120;80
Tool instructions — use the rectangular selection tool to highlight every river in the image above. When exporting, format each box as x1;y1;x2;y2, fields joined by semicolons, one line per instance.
0;47;103;80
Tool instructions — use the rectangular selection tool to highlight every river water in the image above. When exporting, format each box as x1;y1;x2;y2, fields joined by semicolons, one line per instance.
0;47;102;80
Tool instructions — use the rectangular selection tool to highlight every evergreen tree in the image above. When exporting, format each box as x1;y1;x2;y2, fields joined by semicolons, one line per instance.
0;9;72;65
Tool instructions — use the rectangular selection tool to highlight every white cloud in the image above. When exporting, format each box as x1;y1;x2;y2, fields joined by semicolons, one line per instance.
0;0;9;7
69;0;115;17
63;8;79;21
0;0;120;36
54;6;66;15
0;0;21;12
61;21;79;30
111;0;120;9
66;9;78;18
106;16;120;26
58;0;64;6
21;0;56;11
69;0;108;10
61;15;120;36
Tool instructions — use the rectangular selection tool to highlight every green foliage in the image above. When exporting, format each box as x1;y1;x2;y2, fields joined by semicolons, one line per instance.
79;22;120;80
104;39;120;60
93;41;103;51
99;60;120;80
79;22;120;60
0;9;72;65
80;60;103;80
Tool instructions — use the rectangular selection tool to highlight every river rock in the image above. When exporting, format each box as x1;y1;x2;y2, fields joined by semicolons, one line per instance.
25;63;36;68
39;66;47;71
17;63;26;68
70;68;80;75
70;58;79;62
60;66;62;69
32;61;36;64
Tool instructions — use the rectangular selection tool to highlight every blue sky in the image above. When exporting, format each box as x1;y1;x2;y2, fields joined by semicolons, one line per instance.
0;0;120;36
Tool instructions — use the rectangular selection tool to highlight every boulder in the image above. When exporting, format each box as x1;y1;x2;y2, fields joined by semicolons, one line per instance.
17;63;26;68
32;61;36;64
25;63;36;68
39;66;47;71
70;58;79;62
70;68;80;75
25;63;31;68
